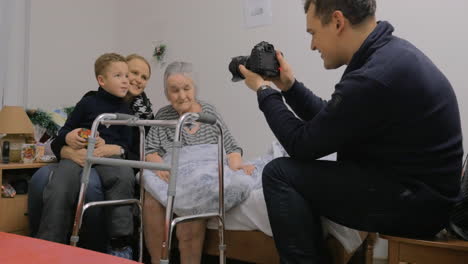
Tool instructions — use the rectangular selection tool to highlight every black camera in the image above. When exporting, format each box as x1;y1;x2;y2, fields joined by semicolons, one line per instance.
229;41;280;82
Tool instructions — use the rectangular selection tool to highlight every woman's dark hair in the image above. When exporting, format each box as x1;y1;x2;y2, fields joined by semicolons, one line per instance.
304;0;376;25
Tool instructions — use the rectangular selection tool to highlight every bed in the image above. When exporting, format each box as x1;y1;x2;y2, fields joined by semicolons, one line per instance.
151;142;376;263
203;230;376;264
203;188;376;264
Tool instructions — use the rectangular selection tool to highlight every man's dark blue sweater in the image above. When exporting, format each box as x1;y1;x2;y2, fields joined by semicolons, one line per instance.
258;21;463;198
51;87;132;160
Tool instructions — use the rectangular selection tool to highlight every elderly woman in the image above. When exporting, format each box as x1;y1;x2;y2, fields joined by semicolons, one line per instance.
28;54;154;255
143;61;254;264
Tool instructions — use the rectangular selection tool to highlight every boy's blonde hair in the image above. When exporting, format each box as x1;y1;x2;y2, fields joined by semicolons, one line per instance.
94;53;126;78
126;54;152;78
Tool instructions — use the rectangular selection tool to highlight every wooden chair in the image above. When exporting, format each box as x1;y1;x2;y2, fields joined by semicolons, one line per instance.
380;154;468;263
380;234;468;264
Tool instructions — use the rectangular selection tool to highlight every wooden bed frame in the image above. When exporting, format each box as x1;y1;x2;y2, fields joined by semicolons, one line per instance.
203;229;377;264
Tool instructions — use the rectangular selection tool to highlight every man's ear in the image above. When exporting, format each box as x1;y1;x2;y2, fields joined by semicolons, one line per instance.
332;10;345;33
97;75;106;87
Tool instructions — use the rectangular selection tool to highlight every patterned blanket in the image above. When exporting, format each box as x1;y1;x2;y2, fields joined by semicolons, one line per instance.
142;143;282;216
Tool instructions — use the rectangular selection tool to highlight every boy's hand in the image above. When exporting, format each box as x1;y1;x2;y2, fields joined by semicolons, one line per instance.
66;128;88;149
93;144;121;157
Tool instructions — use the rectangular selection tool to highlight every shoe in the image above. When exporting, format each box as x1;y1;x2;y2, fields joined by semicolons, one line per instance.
107;245;133;260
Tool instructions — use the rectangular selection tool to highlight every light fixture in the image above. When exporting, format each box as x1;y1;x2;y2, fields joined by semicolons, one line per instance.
0;106;35;163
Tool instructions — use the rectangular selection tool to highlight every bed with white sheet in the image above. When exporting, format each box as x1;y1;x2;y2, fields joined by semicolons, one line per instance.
204;186;374;264
143;142;375;264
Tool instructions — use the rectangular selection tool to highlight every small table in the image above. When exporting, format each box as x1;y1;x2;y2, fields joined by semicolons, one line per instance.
0;162;51;234
0;232;139;264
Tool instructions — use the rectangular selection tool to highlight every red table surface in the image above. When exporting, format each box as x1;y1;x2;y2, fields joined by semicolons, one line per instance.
0;232;139;264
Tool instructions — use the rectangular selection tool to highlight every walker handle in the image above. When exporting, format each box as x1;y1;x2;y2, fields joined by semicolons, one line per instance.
115;113;137;120
196;113;217;125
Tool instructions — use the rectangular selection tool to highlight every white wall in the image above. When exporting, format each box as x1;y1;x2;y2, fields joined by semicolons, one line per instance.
374;3;468;257
27;0;468;160
0;0;30;107
377;0;468;150
111;0;343;159
28;0;117;111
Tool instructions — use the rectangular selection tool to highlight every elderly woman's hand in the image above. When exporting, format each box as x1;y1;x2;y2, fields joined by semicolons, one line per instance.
240;164;255;176
145;153;169;182
61;146;87;167
156;170;170;182
227;153;255;175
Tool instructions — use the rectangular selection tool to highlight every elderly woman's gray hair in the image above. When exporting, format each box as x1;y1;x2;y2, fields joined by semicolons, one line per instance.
163;61;198;98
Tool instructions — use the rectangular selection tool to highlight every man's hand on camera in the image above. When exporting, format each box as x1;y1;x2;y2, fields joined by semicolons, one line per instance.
239;50;295;92
271;51;295;92
238;65;271;92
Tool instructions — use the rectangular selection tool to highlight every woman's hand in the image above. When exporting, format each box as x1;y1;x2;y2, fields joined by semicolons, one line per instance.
240;164;256;176
61;146;87;167
71;149;88;167
93;144;121;157
95;136;105;148
65;128;87;149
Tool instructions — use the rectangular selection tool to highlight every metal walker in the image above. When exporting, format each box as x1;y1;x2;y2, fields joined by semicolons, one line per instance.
69;112;226;264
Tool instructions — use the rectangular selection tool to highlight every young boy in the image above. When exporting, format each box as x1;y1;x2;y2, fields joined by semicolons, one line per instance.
37;53;135;259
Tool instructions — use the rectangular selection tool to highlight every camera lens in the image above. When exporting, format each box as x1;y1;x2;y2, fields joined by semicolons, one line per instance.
228;56;249;82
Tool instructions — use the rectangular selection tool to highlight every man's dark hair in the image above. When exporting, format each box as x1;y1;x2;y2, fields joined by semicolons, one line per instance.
304;0;376;25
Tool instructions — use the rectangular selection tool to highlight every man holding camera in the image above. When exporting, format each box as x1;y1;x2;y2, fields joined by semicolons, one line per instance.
239;0;462;263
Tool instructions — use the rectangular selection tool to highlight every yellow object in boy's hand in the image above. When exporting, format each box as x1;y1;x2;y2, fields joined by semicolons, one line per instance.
78;128;91;143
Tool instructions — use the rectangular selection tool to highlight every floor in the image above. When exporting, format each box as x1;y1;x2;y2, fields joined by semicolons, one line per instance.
144;249;389;264
154;253;251;264
190;255;389;264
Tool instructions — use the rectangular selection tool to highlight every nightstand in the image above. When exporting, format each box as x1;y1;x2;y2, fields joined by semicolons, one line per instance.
0;162;49;235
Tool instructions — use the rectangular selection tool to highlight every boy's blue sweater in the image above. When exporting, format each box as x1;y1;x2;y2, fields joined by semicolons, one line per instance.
257;21;463;198
51;87;132;159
